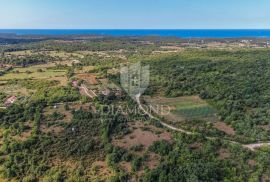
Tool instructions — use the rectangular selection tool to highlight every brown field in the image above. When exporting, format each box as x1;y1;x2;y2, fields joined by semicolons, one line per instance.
40;125;64;134
43;104;73;123
113;121;166;174
0;84;35;96
214;122;235;136
48;75;68;86
77;73;98;85
75;66;95;74
113;121;171;149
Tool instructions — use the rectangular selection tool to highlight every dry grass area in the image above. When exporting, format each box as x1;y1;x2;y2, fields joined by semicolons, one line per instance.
75;66;95;74
144;153;160;170
40;125;64;135
112;121;171;174
48;152;113;181
43;105;73;123
45;51;84;59
77;73;98;85
218;148;231;160
69;102;92;111
41;104;73;134
5;50;33;56
213;122;235;136
13;130;32;142
0;83;35;96
113;121;171;149
0;66;66;81
12;121;33;142
47;76;68;86
87;161;114;181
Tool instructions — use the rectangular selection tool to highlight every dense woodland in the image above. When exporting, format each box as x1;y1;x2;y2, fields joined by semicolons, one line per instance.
144;49;270;142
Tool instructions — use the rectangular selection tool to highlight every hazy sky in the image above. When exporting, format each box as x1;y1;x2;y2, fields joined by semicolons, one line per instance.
1;0;270;29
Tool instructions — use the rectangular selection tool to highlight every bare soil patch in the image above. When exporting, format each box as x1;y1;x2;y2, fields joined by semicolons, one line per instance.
89;161;114;181
113;121;171;149
77;73;98;85
43;104;73;123
40;125;64;134
213;122;235;136
218;148;231;160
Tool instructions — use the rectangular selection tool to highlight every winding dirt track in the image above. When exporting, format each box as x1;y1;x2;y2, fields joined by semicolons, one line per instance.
80;84;97;98
135;94;270;151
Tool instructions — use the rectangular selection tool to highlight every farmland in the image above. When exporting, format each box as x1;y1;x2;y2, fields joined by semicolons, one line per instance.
0;66;66;81
143;95;217;121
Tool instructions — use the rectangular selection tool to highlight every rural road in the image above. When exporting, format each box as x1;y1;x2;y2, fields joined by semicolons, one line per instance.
80;84;97;99
135;93;270;151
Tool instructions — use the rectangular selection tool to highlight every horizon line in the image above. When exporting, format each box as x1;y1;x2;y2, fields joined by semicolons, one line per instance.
1;28;270;30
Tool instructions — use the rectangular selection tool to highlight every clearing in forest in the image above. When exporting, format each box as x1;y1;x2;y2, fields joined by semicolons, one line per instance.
0;65;66;81
143;95;236;135
77;73;98;85
143;95;216;121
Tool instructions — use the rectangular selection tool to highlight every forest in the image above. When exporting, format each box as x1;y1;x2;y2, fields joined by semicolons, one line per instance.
145;49;270;142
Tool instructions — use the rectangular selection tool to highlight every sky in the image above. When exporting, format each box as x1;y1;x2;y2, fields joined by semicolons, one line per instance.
0;0;270;29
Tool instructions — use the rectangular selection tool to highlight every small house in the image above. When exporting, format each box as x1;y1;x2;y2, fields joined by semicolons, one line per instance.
4;96;17;107
72;80;78;88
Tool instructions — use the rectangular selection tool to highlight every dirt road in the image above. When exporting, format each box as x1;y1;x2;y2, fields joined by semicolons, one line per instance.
135;93;270;151
80;84;97;98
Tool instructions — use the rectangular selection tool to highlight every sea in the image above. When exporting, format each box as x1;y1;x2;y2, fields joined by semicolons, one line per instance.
1;29;270;38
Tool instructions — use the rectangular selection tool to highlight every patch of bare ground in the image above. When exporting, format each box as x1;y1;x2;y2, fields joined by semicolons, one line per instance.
213;122;235;136
51;158;79;169
247;159;256;167
75;66;95;74
0;178;7;182
89;161;114;181
262;174;270;182
145;153;160;170
13;121;33;141
77;73;98;85
13;130;32;142
113;121;170;174
188;142;203;150
113;121;171;149
259;125;270;131
40;125;64;135
43;104;73;123
47;76;68;86
218;148;231;160
119;161;132;173
70;102;91;111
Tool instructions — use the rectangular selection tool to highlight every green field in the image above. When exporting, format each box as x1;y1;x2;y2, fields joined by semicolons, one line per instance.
144;95;217;120
0;67;66;80
171;101;216;118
